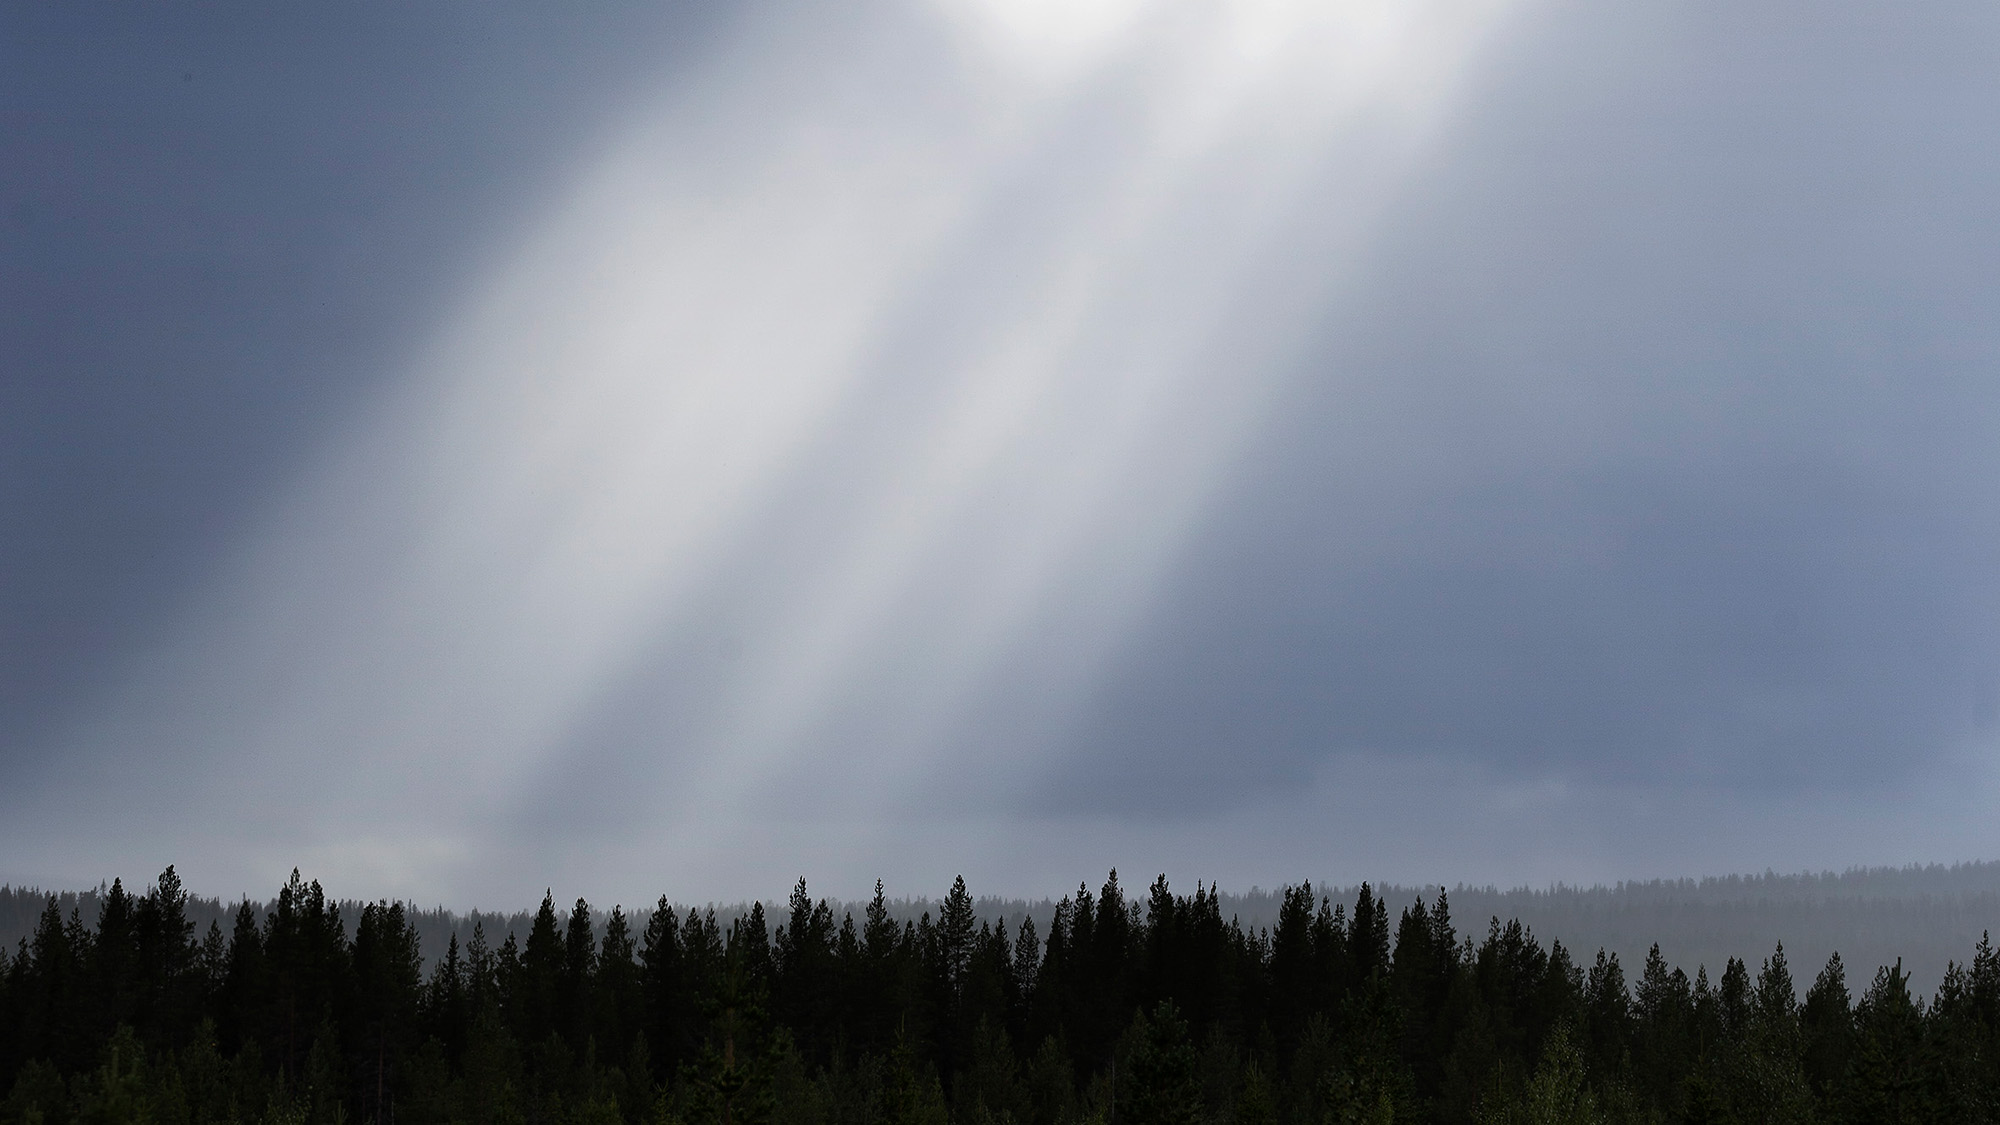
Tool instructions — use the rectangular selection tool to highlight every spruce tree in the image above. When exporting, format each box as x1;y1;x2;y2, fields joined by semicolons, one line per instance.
1349;883;1390;992
1123;1001;1202;1125
640;896;684;1069
1011;915;1040;1014
1633;944;1692;1111
91;877;138;1036
1582;949;1631;1082
221;899;265;1055
561;896;596;1050
519;892;563;1047
135;865;197;1046
352;899;422;1124
1509;1023;1604;1125
1728;943;1812;1124
1718;957;1752;1043
25;896;86;1071
425;932;469;1056
1269;882;1317;1054
1849;959;1935;1122
939;876;976;997
596;905;638;1060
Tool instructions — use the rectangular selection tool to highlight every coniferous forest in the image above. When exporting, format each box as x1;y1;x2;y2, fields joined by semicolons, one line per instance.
4;867;1998;1124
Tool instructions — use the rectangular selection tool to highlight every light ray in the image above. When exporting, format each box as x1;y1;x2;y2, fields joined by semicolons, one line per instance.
34;0;1520;900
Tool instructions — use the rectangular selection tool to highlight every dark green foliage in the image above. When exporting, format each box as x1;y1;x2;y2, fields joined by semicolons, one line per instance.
1632;943;1692;1111
1349;883;1390;994
597;905;640;1059
1580;948;1629;1082
517;891;563;1049
561;896;596;1051
1849;959;1938;1123
1123;1001;1201;1125
1803;955;1855;1102
1930;932;2000;1121
6;868;2000;1124
1482;1022;1602;1125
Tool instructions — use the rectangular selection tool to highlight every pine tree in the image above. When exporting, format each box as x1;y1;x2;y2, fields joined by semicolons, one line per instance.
263;870;350;1086
1314;894;1351;1021
939;876;976;998
1965;933;2000;1113
1801;951;1851;1106
1928;956;1989;1121
682;907;725;1027
953;1017;1023;1123
1505;1023;1604;1125
520;891;564;1047
25;896;87;1070
561;896;597;1050
1269;882;1317;1055
1633;944;1692;1112
92;877;138;1037
1726;943;1812;1124
197;919;227;1016
1538;940;1586;1063
1123;1001;1201;1125
1392;891;1457;1104
1718;957;1751;1044
1237;1056;1278;1125
352;899;422;1124
736;902;773;989
695;916;779;1125
1083;871;1134;1073
221;899;265;1056
1753;944;1798;1041
640;896;685;1070
425;931;469;1057
1326;973;1416;1125
597;905;639;1061
135;865;197;1047
864;881;899;963
1349;883;1391;993
776;879;836;1061
1849;959;1935;1122
1011;915;1040;1018
1582;949;1631;1082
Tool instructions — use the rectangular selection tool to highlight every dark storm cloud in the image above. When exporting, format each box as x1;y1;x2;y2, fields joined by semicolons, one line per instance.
1049;0;2000;806
0;2;714;755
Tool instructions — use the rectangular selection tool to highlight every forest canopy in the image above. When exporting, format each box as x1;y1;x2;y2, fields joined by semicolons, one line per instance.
3;865;1995;1124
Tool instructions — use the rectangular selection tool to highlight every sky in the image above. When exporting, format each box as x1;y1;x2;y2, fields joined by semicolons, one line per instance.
5;0;2000;910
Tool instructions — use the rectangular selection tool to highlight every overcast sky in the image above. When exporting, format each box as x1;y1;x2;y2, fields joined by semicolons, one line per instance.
6;0;2000;909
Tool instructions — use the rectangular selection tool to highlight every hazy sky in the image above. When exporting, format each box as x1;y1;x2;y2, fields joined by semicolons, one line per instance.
7;0;2000;909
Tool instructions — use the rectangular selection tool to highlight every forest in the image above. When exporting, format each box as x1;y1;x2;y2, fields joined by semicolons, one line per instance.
2;865;1994;1124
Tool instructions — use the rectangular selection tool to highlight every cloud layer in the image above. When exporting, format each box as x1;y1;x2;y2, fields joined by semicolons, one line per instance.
6;0;2000;905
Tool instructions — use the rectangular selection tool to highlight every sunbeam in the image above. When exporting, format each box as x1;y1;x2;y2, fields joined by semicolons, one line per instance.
25;0;1518;900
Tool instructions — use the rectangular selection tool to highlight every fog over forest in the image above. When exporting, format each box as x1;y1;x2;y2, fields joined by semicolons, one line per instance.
11;860;2000;1122
10;863;2000;999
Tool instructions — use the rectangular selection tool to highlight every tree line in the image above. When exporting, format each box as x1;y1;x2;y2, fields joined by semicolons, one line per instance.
4;865;1998;1124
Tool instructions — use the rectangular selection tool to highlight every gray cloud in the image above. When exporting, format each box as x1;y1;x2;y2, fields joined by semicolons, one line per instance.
0;1;714;754
6;0;2000;904
1038;0;2000;808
